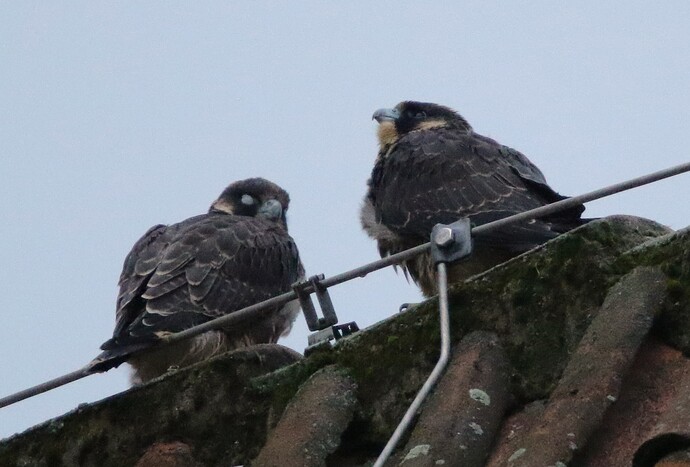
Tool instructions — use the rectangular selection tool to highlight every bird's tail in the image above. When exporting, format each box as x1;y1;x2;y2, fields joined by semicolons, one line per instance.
87;342;153;373
548;214;599;234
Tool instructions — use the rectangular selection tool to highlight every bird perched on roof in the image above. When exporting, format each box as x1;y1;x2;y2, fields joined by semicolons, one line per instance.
95;178;304;383
361;101;587;296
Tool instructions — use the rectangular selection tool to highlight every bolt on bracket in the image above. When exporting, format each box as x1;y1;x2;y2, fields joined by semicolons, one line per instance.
430;218;473;265
375;221;471;466
306;321;360;349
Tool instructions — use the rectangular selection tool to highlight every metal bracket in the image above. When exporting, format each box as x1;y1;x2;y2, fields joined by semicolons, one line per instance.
306;321;360;348
375;226;466;466
293;274;339;332
430;218;473;265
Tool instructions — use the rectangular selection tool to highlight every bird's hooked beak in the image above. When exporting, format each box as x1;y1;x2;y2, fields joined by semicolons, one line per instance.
372;107;400;123
258;199;283;220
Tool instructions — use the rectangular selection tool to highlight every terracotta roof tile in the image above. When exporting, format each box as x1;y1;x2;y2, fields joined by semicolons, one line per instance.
3;216;690;467
253;365;357;467
398;331;510;466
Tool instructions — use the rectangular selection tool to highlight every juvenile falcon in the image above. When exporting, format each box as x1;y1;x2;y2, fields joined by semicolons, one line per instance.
361;101;587;296
96;178;304;383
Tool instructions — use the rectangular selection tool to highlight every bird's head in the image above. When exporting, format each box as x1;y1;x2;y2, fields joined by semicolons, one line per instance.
372;101;472;147
210;177;290;226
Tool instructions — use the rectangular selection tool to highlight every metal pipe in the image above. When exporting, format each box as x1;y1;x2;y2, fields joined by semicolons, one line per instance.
322;160;690;286
471;161;690;237
0;160;689;410
163;293;298;345
165;159;690;345
373;263;451;467
0;367;91;409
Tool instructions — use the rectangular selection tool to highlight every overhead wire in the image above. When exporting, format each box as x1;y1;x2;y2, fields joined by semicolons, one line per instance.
1;160;689;411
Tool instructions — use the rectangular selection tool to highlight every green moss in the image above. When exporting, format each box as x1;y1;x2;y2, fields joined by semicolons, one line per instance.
251;350;337;422
615;228;690;354
1;216;684;465
667;278;686;300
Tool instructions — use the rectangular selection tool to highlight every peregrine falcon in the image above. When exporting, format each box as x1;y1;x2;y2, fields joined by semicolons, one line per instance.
361;101;587;296
97;178;304;383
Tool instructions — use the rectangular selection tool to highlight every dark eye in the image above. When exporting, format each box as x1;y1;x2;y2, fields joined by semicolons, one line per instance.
241;194;256;206
408;110;426;119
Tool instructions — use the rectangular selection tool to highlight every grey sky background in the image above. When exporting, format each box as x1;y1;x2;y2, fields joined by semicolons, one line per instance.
2;2;690;439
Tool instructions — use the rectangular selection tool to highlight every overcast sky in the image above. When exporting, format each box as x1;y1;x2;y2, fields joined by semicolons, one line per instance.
2;2;690;439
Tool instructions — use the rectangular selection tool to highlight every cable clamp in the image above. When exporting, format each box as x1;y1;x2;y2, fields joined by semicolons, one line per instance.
293;274;339;332
430;219;473;265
